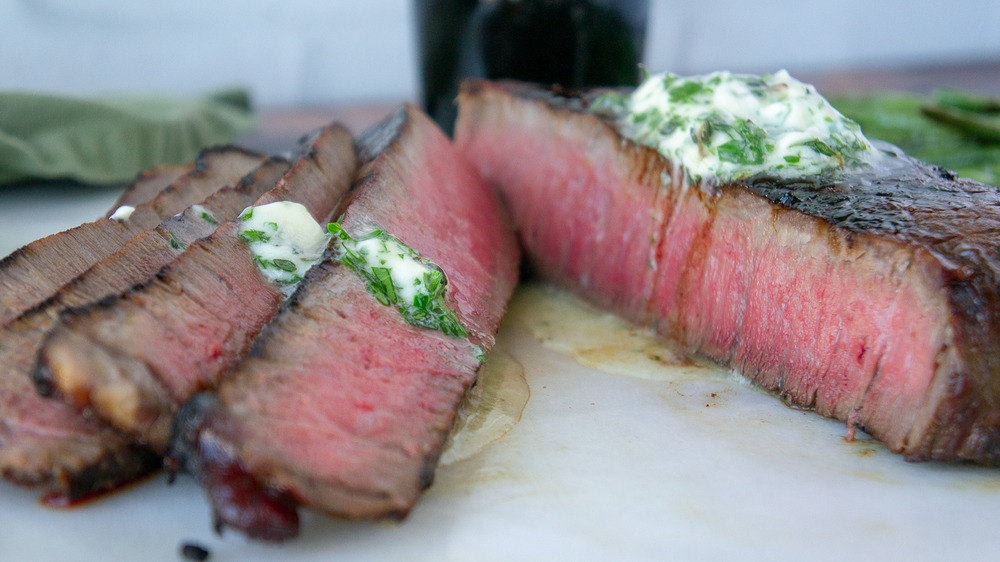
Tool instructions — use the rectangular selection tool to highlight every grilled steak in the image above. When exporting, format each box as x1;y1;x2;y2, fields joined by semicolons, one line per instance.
0;158;291;500
106;164;192;214
169;106;519;540
0;147;265;327
455;79;1000;464
33;124;357;454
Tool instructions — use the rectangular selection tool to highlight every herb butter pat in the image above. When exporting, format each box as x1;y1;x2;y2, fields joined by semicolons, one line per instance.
109;205;135;221
238;201;329;296
594;70;877;181
329;223;468;338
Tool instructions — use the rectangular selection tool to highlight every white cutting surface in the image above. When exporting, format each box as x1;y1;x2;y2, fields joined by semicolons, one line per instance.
1;185;999;562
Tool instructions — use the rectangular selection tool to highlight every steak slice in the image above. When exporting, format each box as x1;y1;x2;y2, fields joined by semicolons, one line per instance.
33;124;357;454
455;79;1000;464
106;163;192;214
169;106;519;540
0;158;290;500
0;146;266;327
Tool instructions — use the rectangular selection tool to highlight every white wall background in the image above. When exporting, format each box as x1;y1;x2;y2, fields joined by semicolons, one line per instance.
1;0;998;108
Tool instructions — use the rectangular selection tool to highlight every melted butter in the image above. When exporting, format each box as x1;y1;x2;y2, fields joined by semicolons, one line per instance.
329;222;470;339
439;350;530;466
344;230;437;307
508;283;712;381
237;201;329;296
109;205;135;221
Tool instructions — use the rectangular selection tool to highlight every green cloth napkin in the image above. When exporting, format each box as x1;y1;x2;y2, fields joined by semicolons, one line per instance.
0;89;256;186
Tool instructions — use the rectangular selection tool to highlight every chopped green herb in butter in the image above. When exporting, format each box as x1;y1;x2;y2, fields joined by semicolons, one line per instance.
329;222;468;338
168;230;186;250
593;70;877;182
191;204;218;225
238;201;329;296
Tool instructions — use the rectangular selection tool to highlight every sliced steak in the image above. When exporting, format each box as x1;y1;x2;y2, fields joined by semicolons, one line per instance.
59;156;292;312
0;157;291;500
455;79;1000;464
106;164;192;215
170;106;519;540
0;146;265;327
33;125;357;454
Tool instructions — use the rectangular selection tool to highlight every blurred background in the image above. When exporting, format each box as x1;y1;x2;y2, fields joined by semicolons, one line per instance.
1;0;998;108
2;0;999;252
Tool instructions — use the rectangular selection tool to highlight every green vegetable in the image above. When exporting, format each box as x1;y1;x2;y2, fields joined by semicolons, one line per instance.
933;87;1000;114
921;104;1000;144
829;90;1000;186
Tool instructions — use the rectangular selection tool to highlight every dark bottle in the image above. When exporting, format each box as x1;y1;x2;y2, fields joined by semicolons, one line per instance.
415;0;648;134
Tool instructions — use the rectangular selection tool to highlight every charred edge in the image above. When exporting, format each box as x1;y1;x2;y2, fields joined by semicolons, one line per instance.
18;280;75;320
232;155;293;194
59;443;162;503
169;394;300;541
418;450;440;493
30;339;60;398
108;165;188;214
473;79;632;138
243;325;275;361
278;124;351;199
195;145;266;173
49;243;188;327
127;163;186;185
168;393;221;477
355;107;410;166
292;128;325;162
291;122;351;163
932;165;959;182
0;244;30;271
159;146;262;197
460;79;601;113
